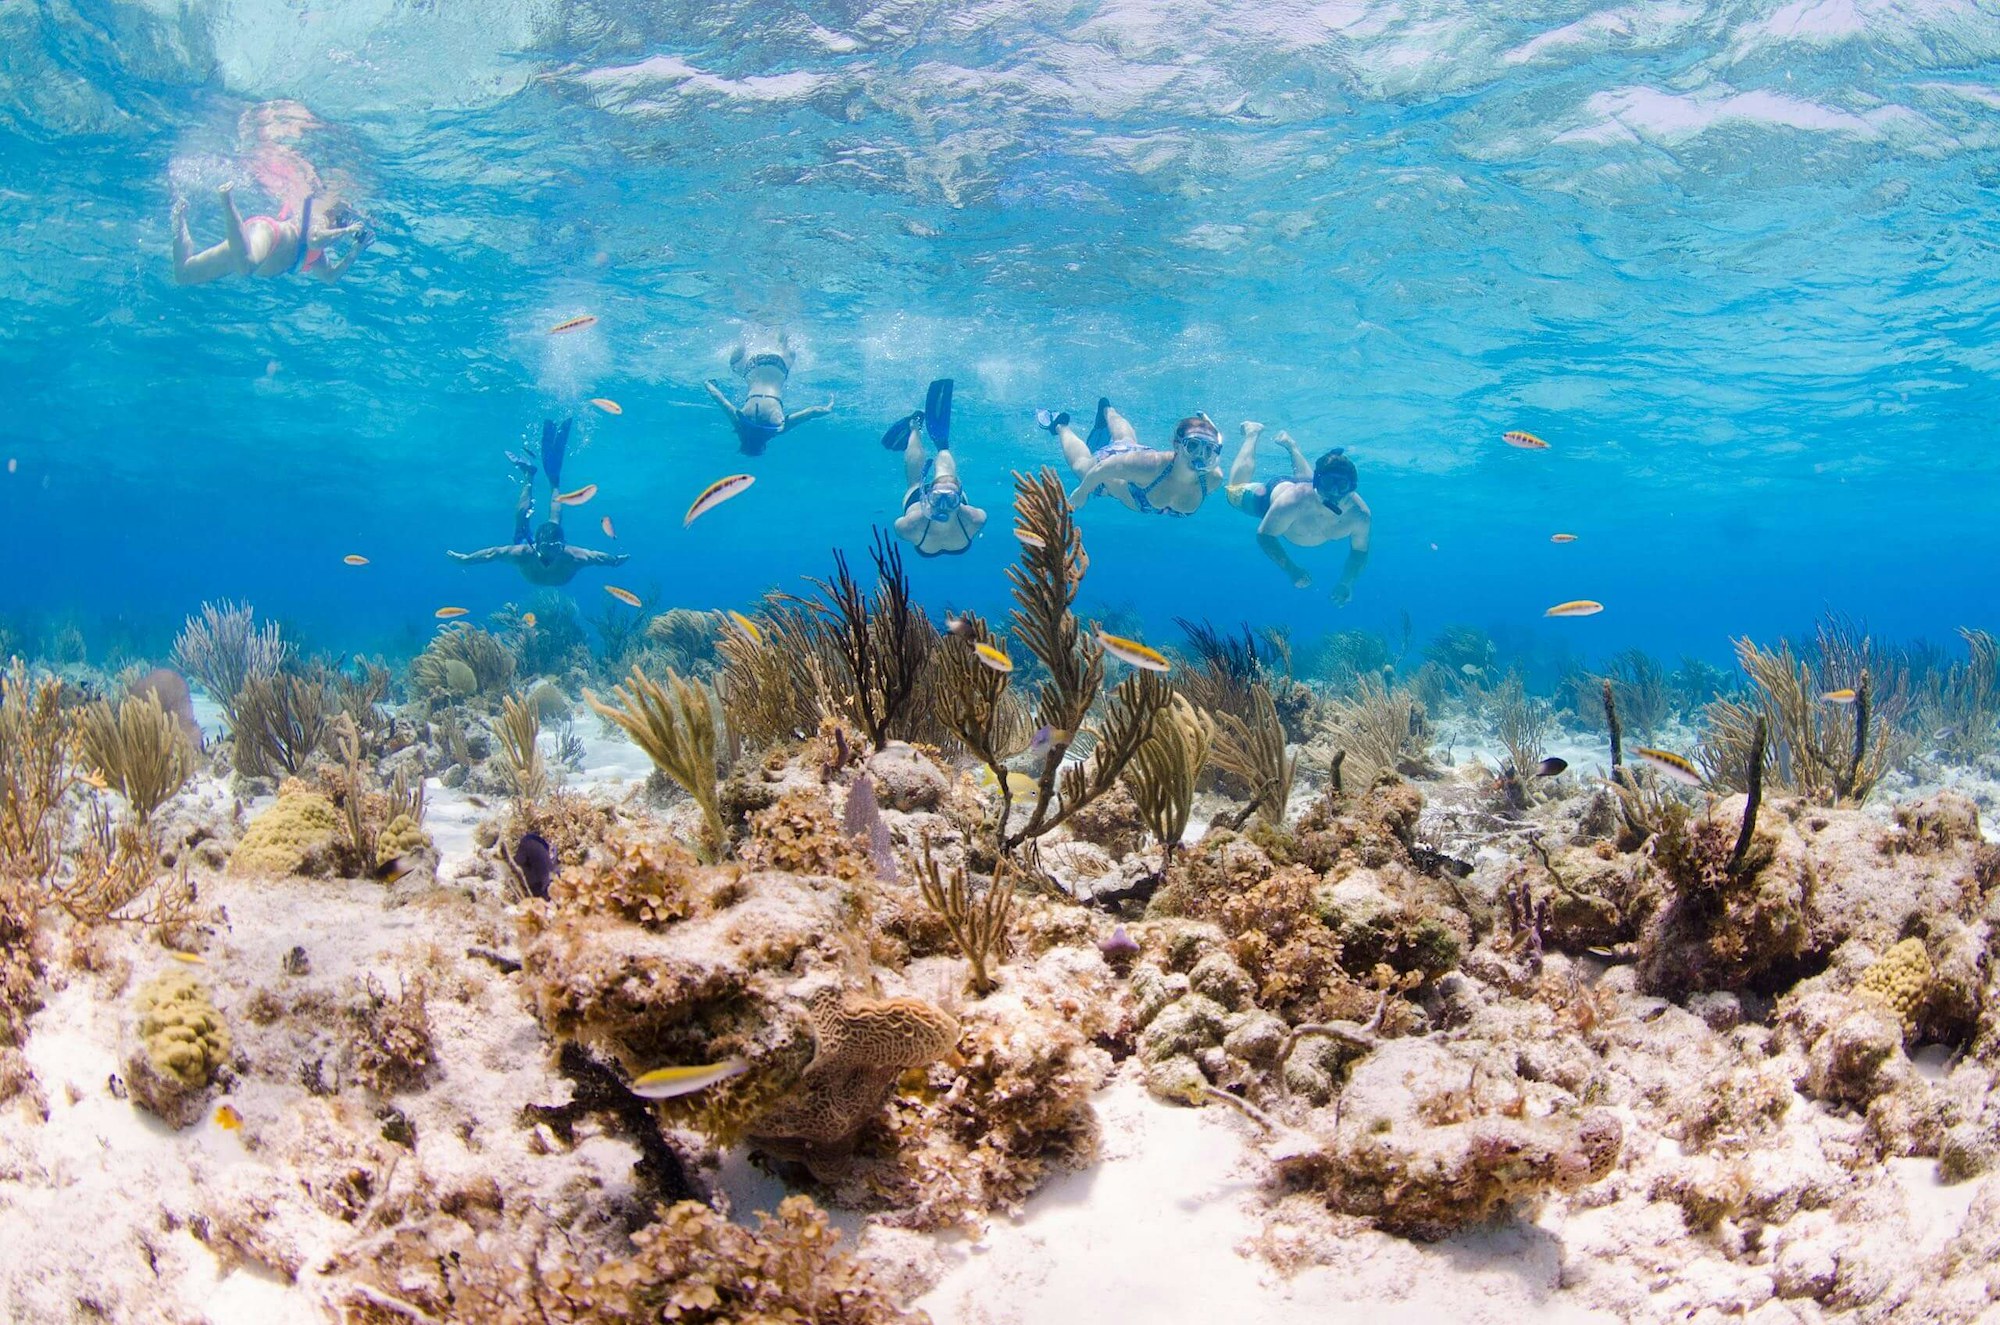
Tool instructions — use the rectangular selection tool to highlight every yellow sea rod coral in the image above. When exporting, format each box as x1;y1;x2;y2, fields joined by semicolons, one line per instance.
1856;938;1932;1033
228;784;340;877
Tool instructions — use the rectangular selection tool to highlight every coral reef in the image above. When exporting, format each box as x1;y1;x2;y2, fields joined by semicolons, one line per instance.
126;969;231;1129
229;782;342;878
170;599;289;721
586;666;725;855
81;690;198;824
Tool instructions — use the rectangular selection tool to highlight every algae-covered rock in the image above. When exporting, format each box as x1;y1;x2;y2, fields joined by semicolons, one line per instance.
862;741;948;812
126;970;230;1129
1291;1036;1622;1240
229;786;341;878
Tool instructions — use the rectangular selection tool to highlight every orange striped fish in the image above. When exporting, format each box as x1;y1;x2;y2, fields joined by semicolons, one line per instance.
589;398;622;415
1097;629;1172;672
1631;746;1703;786
601;516;615;538
1543;600;1603;618
1549;534;1577;544
973;642;1013;673
556;483;598;506
547;314;598;335
522;612;537;629
605;586;641;607
435;606;469;619
343;554;369;565
1503;430;1549;450
685;473;755;527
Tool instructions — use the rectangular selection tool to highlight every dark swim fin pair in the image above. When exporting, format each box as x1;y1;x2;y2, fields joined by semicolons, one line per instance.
1086;397;1111;452
540;418;572;486
878;379;953;451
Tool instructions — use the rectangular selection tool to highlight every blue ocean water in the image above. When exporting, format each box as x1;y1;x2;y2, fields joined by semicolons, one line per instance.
2;1;1997;678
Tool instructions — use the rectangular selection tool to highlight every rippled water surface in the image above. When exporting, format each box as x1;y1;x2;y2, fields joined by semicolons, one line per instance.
3;0;1997;664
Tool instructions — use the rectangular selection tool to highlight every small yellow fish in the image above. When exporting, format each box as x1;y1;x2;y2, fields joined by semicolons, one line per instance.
1821;688;1857;704
214;1103;242;1131
166;950;204;965
725;610;763;645
1631;746;1704;787
589;397;622;415
1543;600;1604;618
605;586;642;607
977;767;1042;799
435;606;469;619
1014;526;1046;550
629;1057;750;1101
80;769;109;791
547;314;598;335
1549;533;1577;544
1096;628;1171;672
973;642;1013;673
685;473;755;527
1503;430;1550;450
343;554;370;566
601;516;616;539
522;612;538;629
556;483;598;506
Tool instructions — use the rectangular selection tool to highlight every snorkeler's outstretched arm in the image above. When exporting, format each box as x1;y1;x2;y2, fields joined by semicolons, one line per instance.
781;399;835;428
312;236;368;284
1066;448;1161;507
448;546;526;565
703;380;742;424
1275;431;1312;480
566;548;629;568
1255;487;1318;587
892;507;930;544
960;504;989;538
1330;496;1372;606
1255;534;1311;588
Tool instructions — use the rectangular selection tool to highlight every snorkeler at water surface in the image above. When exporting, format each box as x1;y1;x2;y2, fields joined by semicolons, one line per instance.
1225;421;1372;604
1044;398;1225;517
886;378;987;557
171;182;371;285
447;419;630;586
703;330;835;456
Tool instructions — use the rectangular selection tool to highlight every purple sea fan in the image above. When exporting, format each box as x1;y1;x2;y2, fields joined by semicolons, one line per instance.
843;773;898;883
130;667;201;746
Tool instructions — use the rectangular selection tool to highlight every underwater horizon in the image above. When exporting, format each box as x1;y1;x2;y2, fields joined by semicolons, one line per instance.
4;0;1998;678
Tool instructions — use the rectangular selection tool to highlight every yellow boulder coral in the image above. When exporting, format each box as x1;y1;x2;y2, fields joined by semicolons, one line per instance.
376;813;432;867
229;787;340;877
1857;937;1932;1033
128;970;231;1128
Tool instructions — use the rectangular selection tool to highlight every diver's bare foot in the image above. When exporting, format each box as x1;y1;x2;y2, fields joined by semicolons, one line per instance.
217;182;234;200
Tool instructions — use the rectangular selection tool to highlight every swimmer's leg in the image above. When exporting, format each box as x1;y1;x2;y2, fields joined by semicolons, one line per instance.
1224;481;1273;518
1101;401;1139;450
1275;430;1311;480
218;184;256;268
903;427;932;488
1050;399;1101;474
512;458;535;544
170;201;232;285
1229;421;1265;486
932;447;961;486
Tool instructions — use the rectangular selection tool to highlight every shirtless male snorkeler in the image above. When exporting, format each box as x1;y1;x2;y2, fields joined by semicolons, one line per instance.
1224;421;1372;605
447;419;630;587
172;183;370;285
703;330;835;456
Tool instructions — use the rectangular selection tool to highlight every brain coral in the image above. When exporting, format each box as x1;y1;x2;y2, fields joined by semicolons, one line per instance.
127;970;231;1128
229;785;340;877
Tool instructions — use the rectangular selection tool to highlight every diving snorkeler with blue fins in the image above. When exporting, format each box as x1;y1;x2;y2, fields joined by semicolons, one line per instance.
1224;421;1372;605
703;330;835;456
1041;398;1225;517
447;419;630;586
885;379;988;557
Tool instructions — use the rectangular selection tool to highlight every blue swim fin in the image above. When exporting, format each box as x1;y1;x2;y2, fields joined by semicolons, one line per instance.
924;378;953;450
1086;397;1111;452
541;419;571;487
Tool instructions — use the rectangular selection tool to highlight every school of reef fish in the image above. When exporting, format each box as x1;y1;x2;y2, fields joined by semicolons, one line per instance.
4;476;2000;1322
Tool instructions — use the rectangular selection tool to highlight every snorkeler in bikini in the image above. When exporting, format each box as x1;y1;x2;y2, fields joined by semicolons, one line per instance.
1224;421;1373;605
884;379;988;557
447;419;631;587
1042;398;1225;517
703;330;835;457
171;183;371;285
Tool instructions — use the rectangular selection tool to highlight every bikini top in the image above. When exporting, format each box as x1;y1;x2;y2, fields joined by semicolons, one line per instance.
1129;458;1210;517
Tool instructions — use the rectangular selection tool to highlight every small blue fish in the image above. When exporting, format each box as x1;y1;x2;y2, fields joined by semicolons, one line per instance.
514;833;555;900
1026;725;1070;762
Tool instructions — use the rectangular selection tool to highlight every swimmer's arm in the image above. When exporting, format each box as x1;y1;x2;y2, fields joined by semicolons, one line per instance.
782;399;835;428
1331;498;1371;605
567;549;630;567
1066;450;1156;507
703;380;741;423
311;241;365;284
960;504;989;537
1255;490;1314;587
1256;534;1311;588
1275;431;1312;480
893;508;930;544
448;546;520;565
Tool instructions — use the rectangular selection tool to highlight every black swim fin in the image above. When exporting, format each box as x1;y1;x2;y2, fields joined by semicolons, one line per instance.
924;378;953;450
881;412;920;451
1086;397;1111;452
541;418;571;487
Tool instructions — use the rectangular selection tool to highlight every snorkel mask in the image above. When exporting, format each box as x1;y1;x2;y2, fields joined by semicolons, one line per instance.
926;480;965;523
1175;413;1222;466
1313;448;1358;506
